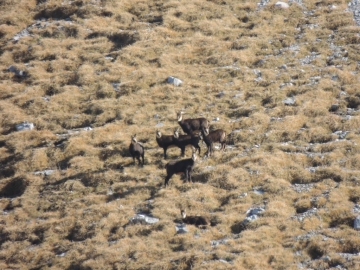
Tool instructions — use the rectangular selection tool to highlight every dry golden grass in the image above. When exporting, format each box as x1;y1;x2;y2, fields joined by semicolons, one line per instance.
1;0;360;269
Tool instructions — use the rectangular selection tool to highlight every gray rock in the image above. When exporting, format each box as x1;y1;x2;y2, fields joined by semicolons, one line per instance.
210;238;228;247
34;169;55;176
354;215;360;230
13;29;31;42
333;130;349;140
7;65;28;77
16;121;34;131
130;214;159;225
216;91;225;98
167;76;182;86
283;97;295;106
111;83;121;92
275;1;289;8
329;104;339;112
175;224;189;234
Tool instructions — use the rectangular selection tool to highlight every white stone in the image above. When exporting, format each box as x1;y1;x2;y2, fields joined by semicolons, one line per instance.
354;215;360;230
175;224;189;234
16;121;34;131
130;214;159;224
275;1;289;8
167;76;183;86
34;170;55;176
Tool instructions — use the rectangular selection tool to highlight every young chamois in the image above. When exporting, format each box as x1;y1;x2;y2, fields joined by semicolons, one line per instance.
155;130;179;159
129;134;144;165
177;111;209;135
173;128;201;156
164;151;197;187
180;209;209;228
201;128;226;157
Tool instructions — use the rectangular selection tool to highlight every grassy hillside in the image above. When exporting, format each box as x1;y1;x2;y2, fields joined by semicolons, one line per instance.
1;0;360;269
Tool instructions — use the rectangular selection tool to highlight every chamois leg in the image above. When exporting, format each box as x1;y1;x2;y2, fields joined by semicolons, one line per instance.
141;152;145;165
221;142;226;151
136;155;141;165
196;144;201;155
180;147;185;157
186;168;193;183
165;173;173;187
163;147;167;159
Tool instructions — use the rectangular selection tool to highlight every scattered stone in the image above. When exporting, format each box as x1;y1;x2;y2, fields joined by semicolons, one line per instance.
306;167;317;173
275;1;289;8
333;130;349;140
253;69;262;78
155;122;164;127
292;208;318;222
13;29;31;42
130;214;159;225
7;65;28;78
210;238;228;247
216;91;225;98
213;117;220;122
353;204;360;214
354;215;360;230
283;97;295;106
153;114;160;119
329;104;339;112
175;223;189;234
111;83;121;92
292;183;314;193
253;187;265;195
279;64;287;70
34;169;55;176
239;192;247;198
167;76;182;86
242;206;265;224
16;121;34;131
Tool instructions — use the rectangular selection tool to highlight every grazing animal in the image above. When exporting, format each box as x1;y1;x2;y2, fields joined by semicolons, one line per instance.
201;128;226;157
173;128;201;156
155;130;179;159
177;111;209;135
129;134;144;165
180;209;209;228
164;151;197;187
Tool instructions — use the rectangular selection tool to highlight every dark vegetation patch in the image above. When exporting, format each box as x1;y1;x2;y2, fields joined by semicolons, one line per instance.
0;177;28;198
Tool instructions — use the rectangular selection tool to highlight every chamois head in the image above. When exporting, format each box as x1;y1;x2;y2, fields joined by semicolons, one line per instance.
156;130;162;138
176;111;184;122
181;209;186;219
131;134;137;143
191;150;197;162
203;127;210;136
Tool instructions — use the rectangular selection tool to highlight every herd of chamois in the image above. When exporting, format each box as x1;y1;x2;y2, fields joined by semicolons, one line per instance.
128;111;226;227
129;111;227;187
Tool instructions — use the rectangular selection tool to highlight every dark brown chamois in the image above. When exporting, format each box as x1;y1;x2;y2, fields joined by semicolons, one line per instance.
129;134;144;165
173;128;201;156
155;130;179;159
176;111;209;135
201;128;226;157
180;209;209;228
164;151;197;187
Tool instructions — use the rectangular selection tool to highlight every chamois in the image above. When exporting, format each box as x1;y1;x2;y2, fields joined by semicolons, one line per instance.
129;134;144;165
177;111;209;135
201;128;226;157
155;130;179;159
173;128;201;156
164;151;197;187
180;209;209;228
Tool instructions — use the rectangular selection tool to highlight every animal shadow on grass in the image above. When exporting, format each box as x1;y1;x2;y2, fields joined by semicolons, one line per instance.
106;184;158;203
